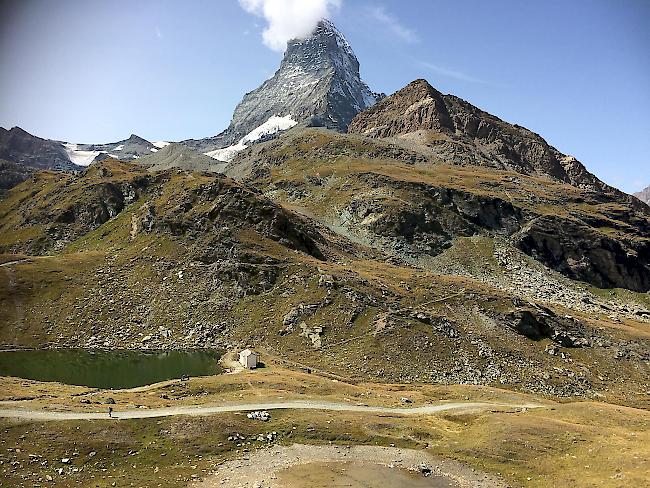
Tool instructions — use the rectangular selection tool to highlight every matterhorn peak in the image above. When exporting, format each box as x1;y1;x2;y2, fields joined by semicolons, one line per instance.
183;20;382;160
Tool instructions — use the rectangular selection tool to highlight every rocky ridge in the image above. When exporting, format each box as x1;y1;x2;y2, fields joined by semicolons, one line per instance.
0;127;170;193
62;134;164;165
348;80;639;206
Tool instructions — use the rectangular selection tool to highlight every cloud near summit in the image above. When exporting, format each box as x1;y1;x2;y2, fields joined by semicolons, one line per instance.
239;0;341;51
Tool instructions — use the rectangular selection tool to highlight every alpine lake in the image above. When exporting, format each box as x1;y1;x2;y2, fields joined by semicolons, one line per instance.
0;349;223;388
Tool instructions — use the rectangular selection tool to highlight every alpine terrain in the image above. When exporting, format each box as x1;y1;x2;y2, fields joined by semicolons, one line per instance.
0;17;649;488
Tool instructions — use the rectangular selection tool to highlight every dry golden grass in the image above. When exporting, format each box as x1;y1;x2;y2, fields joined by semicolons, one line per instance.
0;365;647;487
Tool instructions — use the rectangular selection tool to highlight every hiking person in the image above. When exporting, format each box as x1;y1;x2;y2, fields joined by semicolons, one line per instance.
108;406;113;418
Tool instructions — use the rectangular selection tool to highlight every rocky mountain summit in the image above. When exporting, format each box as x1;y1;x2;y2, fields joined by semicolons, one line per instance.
183;20;381;157
61;134;166;166
348;80;634;202
635;185;650;205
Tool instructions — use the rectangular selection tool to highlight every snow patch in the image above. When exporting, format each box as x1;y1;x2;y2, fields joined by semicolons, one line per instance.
152;141;170;149
205;115;297;162
150;148;158;153
113;144;124;151
63;143;102;166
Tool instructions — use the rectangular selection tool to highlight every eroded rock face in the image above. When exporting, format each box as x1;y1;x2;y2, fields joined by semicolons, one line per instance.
348;80;453;138
155;177;324;261
514;216;650;292
54;183;130;227
338;180;523;258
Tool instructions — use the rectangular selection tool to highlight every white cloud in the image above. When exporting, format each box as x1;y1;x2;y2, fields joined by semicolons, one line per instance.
365;5;418;43
239;0;341;51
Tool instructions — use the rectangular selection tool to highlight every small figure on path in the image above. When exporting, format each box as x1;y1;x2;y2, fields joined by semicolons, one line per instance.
108;407;113;418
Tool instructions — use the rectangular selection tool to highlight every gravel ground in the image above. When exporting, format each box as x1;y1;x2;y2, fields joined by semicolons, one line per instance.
192;443;508;488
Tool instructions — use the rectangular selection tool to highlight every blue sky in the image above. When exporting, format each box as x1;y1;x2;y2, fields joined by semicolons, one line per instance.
0;0;648;193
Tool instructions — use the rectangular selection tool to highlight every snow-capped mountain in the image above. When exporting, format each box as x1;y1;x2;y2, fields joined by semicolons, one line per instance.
0;126;171;192
63;134;168;166
204;115;298;162
183;20;382;158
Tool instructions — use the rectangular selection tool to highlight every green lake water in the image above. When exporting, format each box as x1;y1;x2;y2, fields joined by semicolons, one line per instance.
0;349;222;388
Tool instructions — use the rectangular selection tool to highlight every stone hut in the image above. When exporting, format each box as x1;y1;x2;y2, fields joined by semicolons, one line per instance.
239;349;260;369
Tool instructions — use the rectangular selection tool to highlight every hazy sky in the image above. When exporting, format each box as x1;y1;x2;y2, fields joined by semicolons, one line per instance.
0;0;648;193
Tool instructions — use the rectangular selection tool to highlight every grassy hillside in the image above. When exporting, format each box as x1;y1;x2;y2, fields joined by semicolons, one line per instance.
0;155;649;408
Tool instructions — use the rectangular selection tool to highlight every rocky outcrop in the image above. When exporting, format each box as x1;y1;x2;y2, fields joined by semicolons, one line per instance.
507;308;590;347
70;133;162;164
183;20;381;153
338;179;523;258
340;181;650;291
514;216;650;292
0;127;166;192
154;176;325;263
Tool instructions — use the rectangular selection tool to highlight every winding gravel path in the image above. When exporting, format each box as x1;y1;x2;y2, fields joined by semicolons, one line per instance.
0;400;541;421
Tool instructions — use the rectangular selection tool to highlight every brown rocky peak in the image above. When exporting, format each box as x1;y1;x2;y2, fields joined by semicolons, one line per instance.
348;79;453;137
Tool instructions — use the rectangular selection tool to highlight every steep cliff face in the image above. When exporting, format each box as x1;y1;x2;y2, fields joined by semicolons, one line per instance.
183;20;381;155
65;134;163;165
514;215;650;291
